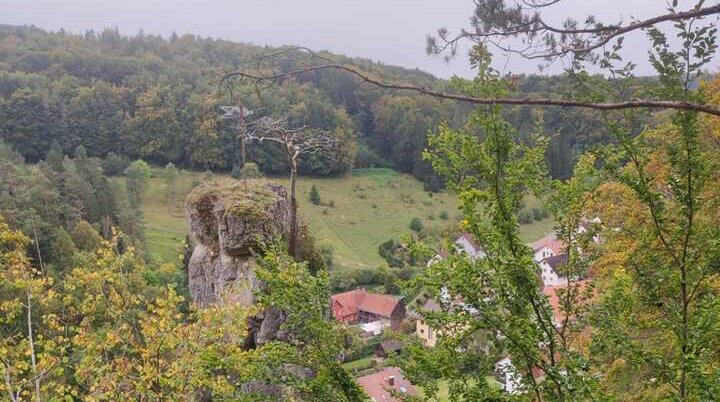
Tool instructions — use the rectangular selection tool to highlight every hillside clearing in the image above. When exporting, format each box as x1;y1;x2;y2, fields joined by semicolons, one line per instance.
139;167;554;271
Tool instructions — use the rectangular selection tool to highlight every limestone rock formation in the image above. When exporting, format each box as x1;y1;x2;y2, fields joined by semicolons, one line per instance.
185;180;290;346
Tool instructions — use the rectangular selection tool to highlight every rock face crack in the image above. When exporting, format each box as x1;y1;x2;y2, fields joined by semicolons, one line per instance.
185;181;290;346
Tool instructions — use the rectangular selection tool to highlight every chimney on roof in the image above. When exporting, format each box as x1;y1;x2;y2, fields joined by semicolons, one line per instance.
387;376;395;386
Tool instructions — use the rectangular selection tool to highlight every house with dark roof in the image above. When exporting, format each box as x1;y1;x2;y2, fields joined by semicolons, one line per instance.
538;253;569;286
331;289;406;329
375;340;403;358
357;367;417;402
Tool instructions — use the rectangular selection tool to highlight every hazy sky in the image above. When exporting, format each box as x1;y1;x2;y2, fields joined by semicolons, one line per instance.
2;0;717;78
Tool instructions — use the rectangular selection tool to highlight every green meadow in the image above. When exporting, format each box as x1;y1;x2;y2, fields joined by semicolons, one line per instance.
139;167;554;271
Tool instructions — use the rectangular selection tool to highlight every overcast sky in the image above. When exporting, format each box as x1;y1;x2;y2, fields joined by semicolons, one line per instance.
2;0;717;78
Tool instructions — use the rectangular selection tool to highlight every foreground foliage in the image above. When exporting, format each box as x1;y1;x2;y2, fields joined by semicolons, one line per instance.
0;218;364;401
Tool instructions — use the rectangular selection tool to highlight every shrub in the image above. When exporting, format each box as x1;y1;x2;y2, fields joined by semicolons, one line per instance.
381;267;401;294
125;160;152;207
240;162;263;179
400;194;414;204
439;210;449;220
320;244;334;268
309;184;321;205
378;239;395;258
410;217;424;232
354;269;383;287
230;164;242;179
518;211;533;224
532;207;543;221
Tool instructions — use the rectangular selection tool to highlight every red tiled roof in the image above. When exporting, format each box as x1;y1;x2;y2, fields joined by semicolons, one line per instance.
531;365;545;380
532;233;566;255
357;367;417;401
542;280;591;323
332;290;359;317
331;289;401;318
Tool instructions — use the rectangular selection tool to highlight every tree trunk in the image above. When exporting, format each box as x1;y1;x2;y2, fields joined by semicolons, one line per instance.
31;221;44;273
289;157;298;258
3;361;19;402
27;290;41;402
241;136;246;167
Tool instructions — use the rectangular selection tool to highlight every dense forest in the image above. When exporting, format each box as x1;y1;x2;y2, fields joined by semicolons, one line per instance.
0;24;653;186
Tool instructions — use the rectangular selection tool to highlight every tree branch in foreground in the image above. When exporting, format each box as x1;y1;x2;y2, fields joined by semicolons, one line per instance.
221;51;720;117
430;2;720;60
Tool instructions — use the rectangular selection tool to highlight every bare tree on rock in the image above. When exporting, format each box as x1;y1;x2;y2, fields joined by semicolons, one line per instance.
247;116;339;257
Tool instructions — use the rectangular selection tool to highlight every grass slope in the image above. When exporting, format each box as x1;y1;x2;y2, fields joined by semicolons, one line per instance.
140;167;554;271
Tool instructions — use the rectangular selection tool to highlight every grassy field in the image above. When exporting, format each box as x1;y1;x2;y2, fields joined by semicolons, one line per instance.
518;194;558;242
140;169;198;263
139;167;555;270
341;355;376;372
420;378;502;401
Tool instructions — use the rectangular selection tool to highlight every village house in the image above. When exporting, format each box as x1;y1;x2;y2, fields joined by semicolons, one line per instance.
427;232;485;269
375;340;403;358
531;233;566;262
531;233;573;287
415;298;440;347
495;356;545;394
497;279;593;393
357;367;417;402
331;288;406;329
537;253;570;286
454;232;486;259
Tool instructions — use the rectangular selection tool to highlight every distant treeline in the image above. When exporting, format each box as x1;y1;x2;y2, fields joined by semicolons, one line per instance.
0;24;655;185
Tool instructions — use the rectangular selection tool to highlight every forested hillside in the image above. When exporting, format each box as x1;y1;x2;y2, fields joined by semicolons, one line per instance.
0;140;163;276
0;24;649;184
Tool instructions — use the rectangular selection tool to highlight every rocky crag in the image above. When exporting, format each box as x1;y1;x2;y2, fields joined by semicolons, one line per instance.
185;180;290;347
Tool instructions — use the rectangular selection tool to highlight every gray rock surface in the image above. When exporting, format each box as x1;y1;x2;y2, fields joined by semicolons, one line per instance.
185;180;290;346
